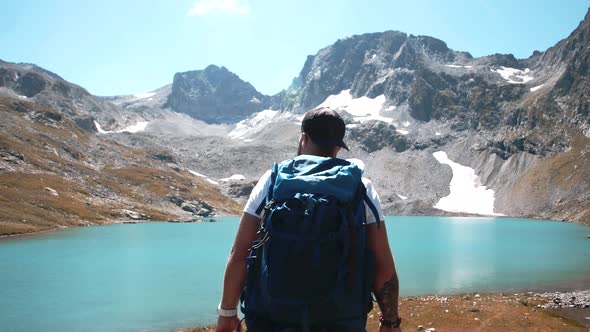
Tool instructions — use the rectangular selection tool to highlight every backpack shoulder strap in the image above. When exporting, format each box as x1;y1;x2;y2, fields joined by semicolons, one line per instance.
254;162;279;216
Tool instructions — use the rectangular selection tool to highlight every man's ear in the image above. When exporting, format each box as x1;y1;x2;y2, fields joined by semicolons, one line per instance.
300;132;309;146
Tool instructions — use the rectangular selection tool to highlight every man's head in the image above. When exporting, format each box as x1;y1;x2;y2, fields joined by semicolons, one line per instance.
298;107;349;157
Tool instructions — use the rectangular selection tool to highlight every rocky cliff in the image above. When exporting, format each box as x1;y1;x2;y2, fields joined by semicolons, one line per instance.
164;65;271;123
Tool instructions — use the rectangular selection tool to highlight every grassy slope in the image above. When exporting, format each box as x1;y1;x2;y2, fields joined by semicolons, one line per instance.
0;97;241;236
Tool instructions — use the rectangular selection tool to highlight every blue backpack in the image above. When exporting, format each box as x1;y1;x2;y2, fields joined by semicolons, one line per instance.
240;155;380;328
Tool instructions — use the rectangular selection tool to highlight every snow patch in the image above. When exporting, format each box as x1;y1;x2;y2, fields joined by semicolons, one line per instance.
229;109;297;140
396;129;409;135
397;194;408;200
402;121;411;127
189;170;208;178
120;121;149;133
435;132;442;136
189;170;220;186
584;127;590;139
94;120;149;134
433;151;502;216
221;174;246;182
492;67;534;84
94;121;113;134
206;178;220;185
317;89;388;123
133;92;156;99
17;95;28;99
250;97;261;104
229;109;278;140
445;64;472;69
530;84;544;92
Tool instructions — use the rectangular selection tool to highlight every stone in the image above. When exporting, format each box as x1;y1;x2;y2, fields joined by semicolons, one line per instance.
121;209;147;220
44;187;59;196
0;149;25;163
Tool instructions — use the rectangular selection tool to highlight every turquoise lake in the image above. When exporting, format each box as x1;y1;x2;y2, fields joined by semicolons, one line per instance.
0;217;589;332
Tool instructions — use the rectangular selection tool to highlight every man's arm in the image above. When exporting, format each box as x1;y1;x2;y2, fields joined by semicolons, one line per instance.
216;212;261;332
367;222;401;331
220;212;261;309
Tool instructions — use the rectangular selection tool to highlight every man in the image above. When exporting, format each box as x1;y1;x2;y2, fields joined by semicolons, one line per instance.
216;107;401;332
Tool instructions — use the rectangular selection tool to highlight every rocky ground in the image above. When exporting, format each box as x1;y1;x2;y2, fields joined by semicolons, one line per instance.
179;290;590;332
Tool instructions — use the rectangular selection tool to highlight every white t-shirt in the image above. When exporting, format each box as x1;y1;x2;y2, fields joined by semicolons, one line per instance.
243;169;386;224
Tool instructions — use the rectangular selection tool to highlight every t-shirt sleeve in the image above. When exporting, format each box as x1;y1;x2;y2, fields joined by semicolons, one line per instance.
243;170;272;218
362;178;386;224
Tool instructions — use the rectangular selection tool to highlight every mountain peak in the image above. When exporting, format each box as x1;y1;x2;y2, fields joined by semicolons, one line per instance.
165;65;270;123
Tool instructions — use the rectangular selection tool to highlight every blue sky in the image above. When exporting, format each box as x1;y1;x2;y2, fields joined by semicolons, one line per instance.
1;0;588;96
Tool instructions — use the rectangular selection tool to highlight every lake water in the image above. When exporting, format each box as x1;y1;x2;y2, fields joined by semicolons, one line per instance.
0;217;589;332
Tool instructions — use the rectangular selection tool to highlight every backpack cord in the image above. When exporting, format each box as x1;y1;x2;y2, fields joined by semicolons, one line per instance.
237;317;246;332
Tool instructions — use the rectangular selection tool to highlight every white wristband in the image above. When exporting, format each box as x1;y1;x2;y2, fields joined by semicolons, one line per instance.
217;303;238;317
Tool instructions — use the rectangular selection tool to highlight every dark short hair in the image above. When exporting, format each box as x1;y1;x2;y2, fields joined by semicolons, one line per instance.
301;107;349;150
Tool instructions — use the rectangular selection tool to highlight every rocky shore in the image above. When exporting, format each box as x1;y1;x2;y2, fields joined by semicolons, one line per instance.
537;290;590;309
180;290;590;332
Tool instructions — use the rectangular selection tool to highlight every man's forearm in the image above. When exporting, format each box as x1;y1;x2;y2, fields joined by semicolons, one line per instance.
374;270;400;320
220;251;248;309
219;213;261;310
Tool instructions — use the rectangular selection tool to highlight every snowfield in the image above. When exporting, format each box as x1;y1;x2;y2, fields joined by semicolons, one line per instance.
492;67;534;84
228;109;298;140
94;121;150;134
317;89;388;123
433;151;502;216
133;92;156;99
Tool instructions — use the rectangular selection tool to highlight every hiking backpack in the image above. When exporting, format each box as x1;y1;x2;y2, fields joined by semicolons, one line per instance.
240;155;380;328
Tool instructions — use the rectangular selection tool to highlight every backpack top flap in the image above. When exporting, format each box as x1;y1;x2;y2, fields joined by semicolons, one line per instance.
271;155;363;202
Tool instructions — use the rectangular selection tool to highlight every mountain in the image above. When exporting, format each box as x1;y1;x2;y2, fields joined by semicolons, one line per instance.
101;8;590;224
0;96;241;236
0;60;160;133
164;65;271;123
2;9;589;233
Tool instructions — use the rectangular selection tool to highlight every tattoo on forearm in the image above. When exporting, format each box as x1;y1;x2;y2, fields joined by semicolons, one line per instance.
375;273;399;319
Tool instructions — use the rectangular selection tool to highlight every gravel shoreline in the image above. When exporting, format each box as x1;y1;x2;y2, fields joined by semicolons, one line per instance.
536;289;590;309
182;290;590;331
